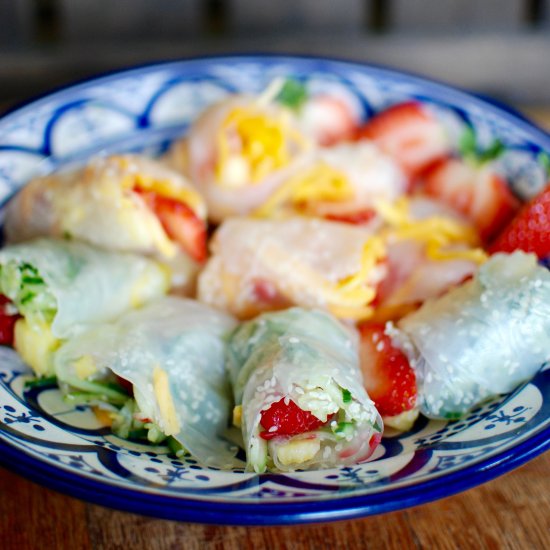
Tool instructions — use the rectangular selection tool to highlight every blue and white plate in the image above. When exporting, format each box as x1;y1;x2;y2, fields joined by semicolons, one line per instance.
0;55;548;525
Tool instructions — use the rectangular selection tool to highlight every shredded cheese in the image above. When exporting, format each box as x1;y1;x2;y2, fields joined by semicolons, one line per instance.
374;198;488;264
254;161;354;218
215;106;309;188
131;173;205;219
254;236;385;321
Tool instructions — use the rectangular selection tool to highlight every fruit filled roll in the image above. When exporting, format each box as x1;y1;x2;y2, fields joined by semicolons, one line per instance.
4;155;207;292
0;239;169;375
198;217;387;322
55;297;239;469
166;81;313;223
226;308;383;473
394;251;550;419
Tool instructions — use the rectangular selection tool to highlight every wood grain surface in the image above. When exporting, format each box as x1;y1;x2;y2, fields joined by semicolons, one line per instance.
0;107;549;550
1;453;549;549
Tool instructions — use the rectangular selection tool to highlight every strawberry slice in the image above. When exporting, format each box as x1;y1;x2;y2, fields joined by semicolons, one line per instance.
356;102;449;180
300;95;358;146
0;295;20;346
115;375;134;397
489;184;550;259
358;323;417;417
325;207;377;225
423;157;520;242
136;189;207;263
259;398;326;440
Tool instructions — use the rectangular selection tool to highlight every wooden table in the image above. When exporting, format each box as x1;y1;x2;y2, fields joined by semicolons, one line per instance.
0;106;549;550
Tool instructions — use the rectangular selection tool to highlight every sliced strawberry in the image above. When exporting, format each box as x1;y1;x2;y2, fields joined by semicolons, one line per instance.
300;95;358;146
259;398;327;440
325;207;377;225
250;278;289;306
423;157;520;242
489;184;550;259
115;375;134;397
358;323;417;417
0;295;20;346
356;102;449;179
135;189;207;263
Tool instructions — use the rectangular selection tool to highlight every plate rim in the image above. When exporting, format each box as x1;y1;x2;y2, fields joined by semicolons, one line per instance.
0;54;549;525
0;425;548;525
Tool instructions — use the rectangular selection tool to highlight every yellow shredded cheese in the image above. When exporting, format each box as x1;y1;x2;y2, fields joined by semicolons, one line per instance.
111;156;205;218
152;366;180;437
375;198;488;264
254;162;354;218
254;236;385;321
132;174;205;219
215;106;309;187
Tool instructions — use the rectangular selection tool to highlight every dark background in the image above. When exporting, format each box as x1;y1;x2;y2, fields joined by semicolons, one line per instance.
0;0;549;110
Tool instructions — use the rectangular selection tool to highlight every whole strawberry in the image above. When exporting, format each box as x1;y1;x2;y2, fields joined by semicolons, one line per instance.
490;185;550;259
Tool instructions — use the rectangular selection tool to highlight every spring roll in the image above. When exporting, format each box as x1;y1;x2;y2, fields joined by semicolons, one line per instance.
0;239;169;375
254;141;405;221
54;297;239;469
166;87;313;223
4;155;207;291
198;217;387;322
394;251;550;419
227;308;383;473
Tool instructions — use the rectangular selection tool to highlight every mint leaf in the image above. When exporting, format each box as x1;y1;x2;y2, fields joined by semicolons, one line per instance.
276;79;308;110
538;151;550;176
459;127;505;165
342;388;352;403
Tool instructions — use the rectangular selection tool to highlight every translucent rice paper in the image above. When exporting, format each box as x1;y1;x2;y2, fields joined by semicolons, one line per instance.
198;217;386;321
4;155;203;291
255;141;406;219
227;308;382;473
55;297;240;469
397;252;550;419
0;239;169;339
166;95;313;223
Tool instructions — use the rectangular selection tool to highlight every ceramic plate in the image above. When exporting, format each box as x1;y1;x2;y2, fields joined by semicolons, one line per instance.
0;55;548;525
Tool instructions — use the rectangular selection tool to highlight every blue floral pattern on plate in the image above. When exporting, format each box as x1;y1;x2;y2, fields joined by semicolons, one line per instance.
0;56;548;524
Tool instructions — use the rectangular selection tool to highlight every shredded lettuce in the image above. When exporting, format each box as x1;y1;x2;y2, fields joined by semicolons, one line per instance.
62;377;130;406
24;375;58;389
0;261;57;323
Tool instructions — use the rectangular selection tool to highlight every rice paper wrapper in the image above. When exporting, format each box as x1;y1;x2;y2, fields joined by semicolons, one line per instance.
0;239;169;339
55;297;240;469
198;217;385;320
4;155;203;292
227;308;382;473
397;251;550;419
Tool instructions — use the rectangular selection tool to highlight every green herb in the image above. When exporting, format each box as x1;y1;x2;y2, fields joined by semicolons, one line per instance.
276;79;308;110
459;127;477;159
21;276;45;285
24;375;58;389
167;436;187;458
459;127;504;165
342;389;352;403
538;151;550;176
20;292;36;305
333;421;354;438
477;139;505;163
